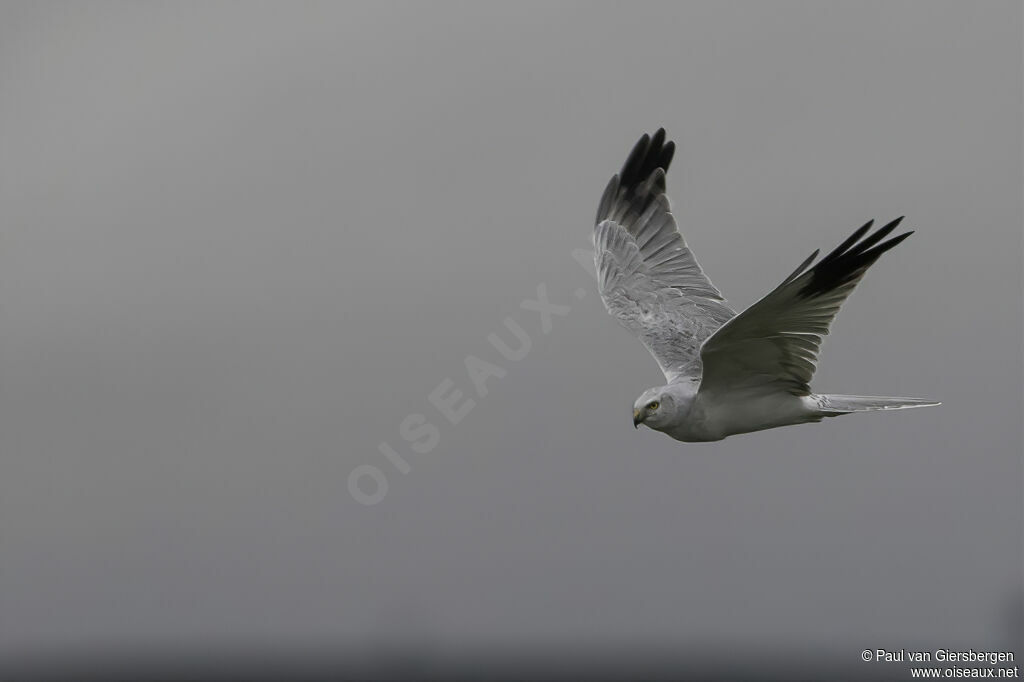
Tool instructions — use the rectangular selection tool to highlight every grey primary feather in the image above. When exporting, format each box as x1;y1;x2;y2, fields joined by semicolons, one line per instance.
594;129;735;382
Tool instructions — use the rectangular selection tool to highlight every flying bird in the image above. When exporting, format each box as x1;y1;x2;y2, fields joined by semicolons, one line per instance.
594;129;938;441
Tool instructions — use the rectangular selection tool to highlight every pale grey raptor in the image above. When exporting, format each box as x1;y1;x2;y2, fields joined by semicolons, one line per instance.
594;129;939;442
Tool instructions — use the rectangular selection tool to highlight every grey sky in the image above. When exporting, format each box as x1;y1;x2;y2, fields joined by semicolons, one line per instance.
1;0;1020;666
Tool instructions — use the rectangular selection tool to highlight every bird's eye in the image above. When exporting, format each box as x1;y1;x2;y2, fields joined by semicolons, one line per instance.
647;401;659;410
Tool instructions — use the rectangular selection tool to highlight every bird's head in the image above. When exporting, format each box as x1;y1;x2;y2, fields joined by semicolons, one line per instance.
633;383;698;432
633;387;674;430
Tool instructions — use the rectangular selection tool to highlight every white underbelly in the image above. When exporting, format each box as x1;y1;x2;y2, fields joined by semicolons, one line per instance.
674;390;816;441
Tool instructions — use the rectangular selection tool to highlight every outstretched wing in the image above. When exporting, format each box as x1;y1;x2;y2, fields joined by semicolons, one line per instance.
594;129;735;383
698;218;913;396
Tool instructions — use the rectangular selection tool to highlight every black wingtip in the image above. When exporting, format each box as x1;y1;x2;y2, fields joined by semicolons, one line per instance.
650;127;665;151
799;218;913;298
619;129;675;191
818;219;873;268
658;140;675;172
867;229;913;256
619;133;650;187
847;215;904;254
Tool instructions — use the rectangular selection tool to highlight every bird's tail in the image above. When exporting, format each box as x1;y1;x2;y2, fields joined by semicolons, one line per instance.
815;394;940;415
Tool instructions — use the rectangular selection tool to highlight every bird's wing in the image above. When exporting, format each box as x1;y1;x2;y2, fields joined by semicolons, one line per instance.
594;129;735;383
698;218;913;396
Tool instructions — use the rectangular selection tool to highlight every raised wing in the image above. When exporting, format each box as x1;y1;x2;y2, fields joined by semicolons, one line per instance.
594;129;735;383
698;218;913;396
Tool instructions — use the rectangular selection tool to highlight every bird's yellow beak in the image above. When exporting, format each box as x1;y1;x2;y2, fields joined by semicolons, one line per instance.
633;409;642;428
